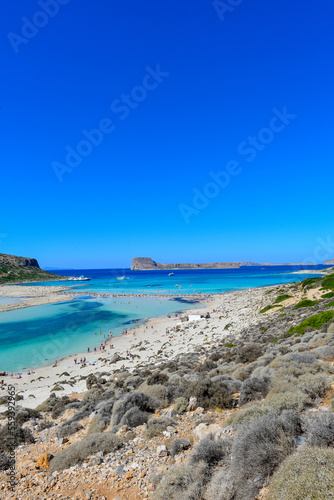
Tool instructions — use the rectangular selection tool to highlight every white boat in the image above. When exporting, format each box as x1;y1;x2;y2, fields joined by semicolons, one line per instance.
116;276;129;280
168;273;175;276
68;275;90;281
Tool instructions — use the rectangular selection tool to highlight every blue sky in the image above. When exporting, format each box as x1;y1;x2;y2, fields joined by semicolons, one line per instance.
1;0;334;268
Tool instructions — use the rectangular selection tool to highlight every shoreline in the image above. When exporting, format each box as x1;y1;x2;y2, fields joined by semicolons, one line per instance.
0;282;291;412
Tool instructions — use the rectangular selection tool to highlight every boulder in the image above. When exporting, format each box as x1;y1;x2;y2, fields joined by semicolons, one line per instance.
193;423;225;444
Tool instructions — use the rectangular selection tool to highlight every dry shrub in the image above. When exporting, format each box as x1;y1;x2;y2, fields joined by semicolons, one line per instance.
267;447;334;500
49;432;123;473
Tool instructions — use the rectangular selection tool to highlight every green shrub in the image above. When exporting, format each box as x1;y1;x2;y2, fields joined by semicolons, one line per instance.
263;391;310;413
301;277;322;289
294;299;318;309
267;447;334;500
321;273;334;290
325;300;334;308
322;291;334;299
49;432;123;473
225;343;237;348
287;311;334;335
275;294;292;303
260;305;281;314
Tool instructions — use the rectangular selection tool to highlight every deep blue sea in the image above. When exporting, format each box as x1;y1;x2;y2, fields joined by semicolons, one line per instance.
0;265;327;372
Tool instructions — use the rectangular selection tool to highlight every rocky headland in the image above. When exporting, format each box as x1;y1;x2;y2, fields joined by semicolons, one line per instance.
0;253;65;285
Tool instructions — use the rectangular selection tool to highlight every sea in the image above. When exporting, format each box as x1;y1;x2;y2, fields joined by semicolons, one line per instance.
0;265;327;373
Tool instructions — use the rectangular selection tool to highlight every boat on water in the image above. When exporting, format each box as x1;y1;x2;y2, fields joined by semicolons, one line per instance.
68;275;90;281
168;272;175;276
116;276;129;280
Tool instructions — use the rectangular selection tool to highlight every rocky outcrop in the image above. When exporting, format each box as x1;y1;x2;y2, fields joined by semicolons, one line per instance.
0;253;64;284
131;257;240;271
0;253;40;268
324;258;334;265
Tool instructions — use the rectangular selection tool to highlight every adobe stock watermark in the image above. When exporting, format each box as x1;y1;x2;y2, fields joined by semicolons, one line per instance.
179;106;296;224
7;0;71;54
213;0;244;22
52;64;169;182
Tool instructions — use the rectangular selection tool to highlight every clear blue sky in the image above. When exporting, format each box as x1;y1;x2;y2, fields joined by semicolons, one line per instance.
1;0;334;268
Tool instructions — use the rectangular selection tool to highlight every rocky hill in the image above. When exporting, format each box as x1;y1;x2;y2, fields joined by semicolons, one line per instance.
0;253;64;284
131;258;240;270
324;258;334;265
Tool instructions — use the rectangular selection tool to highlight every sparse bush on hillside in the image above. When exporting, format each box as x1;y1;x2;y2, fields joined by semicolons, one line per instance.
174;397;188;414
0;424;34;452
267;447;334;500
49;432;123;473
236;344;263;363
263;391;310;413
183;379;233;410
139;382;170;407
120;406;149;428
189;434;231;469
147;372;168;386
225;404;269;427
204;467;235;500
110;392;159;428
57;421;83;438
307;412;334;447
231;411;300;499
239;376;270;406
313;344;334;361
153;462;207;500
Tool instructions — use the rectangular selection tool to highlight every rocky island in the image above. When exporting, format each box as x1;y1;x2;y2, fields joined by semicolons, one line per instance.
131;257;319;271
131;257;240;271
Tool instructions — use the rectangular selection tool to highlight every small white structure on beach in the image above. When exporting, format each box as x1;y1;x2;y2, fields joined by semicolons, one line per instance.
188;314;202;322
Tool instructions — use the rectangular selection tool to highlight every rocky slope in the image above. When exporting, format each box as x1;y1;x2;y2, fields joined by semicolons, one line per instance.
0;253;64;284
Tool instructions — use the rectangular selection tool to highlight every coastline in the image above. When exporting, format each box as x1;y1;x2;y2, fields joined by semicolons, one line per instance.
0;282;289;412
